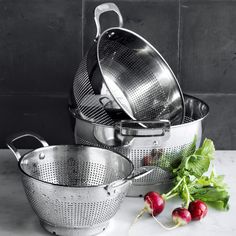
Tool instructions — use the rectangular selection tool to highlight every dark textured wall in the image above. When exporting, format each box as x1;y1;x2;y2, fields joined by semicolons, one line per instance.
0;0;236;149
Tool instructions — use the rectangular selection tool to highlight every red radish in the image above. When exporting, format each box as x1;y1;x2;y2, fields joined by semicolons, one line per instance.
131;191;165;226
147;207;191;231
146;206;191;231
129;191;167;234
144;191;165;216
188;200;208;220
172;207;192;226
130;193;191;232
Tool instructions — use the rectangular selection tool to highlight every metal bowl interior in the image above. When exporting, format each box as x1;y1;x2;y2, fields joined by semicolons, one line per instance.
182;94;209;124
19;145;133;187
97;27;185;125
20;146;133;235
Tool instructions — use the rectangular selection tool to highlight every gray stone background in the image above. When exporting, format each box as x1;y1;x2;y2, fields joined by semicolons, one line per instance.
0;0;235;149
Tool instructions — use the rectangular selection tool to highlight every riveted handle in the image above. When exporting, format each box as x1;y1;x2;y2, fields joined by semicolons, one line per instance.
6;132;49;161
117;120;171;137
94;2;123;39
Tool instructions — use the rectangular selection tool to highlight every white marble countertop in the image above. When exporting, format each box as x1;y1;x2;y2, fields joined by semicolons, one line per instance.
0;150;235;236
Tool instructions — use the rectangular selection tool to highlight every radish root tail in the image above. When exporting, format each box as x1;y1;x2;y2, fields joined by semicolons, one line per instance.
128;208;146;235
134;208;146;224
152;212;181;230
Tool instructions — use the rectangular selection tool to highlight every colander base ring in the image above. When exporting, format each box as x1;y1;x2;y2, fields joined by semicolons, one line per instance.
40;220;109;236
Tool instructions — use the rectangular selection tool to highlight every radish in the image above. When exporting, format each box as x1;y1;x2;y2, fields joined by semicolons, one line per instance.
188;200;208;220
129;191;168;234
130;192;192;232
132;191;165;225
172;207;192;226
150;207;192;230
144;191;165;216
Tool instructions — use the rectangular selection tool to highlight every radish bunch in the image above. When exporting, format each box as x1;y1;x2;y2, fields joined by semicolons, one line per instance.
135;191;208;230
131;139;229;232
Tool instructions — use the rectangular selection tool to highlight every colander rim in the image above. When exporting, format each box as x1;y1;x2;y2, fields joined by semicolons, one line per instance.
17;144;134;189
69;93;209;129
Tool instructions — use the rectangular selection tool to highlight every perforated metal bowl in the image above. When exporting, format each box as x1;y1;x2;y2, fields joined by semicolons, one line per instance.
7;133;152;235
71;94;209;196
72;2;185;126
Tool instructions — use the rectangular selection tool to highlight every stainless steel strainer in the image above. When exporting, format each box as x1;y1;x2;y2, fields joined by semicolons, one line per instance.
71;94;209;197
7;132;153;236
72;3;185;125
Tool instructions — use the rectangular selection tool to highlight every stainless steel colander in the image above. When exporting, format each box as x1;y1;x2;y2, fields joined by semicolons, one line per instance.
7;132;153;236
71;94;209;197
72;3;185;125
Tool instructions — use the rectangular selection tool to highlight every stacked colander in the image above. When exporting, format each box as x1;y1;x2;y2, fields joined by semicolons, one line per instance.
70;2;209;197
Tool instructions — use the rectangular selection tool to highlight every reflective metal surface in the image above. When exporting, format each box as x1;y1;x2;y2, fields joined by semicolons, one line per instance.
71;94;209;196
72;2;185;126
7;133;152;235
98;27;185;124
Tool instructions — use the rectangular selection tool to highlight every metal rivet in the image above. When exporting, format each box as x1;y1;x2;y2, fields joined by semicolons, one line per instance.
153;141;158;146
39;153;45;160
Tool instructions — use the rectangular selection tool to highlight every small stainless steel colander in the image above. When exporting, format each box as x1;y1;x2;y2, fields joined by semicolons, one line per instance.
7;132;153;236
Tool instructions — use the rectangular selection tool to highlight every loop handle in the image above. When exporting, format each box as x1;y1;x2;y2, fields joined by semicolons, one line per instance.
117;120;171;137
99;96;113;108
6;132;49;161
126;166;155;180
105;166;155;194
94;3;123;39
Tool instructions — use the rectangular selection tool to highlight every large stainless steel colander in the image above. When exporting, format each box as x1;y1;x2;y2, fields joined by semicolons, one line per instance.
70;94;209;197
72;3;185;125
7;133;153;236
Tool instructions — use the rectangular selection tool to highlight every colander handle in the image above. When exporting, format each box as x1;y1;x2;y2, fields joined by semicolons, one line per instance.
118;120;171;137
94;3;123;39
126;166;155;180
106;166;155;193
6;132;49;161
